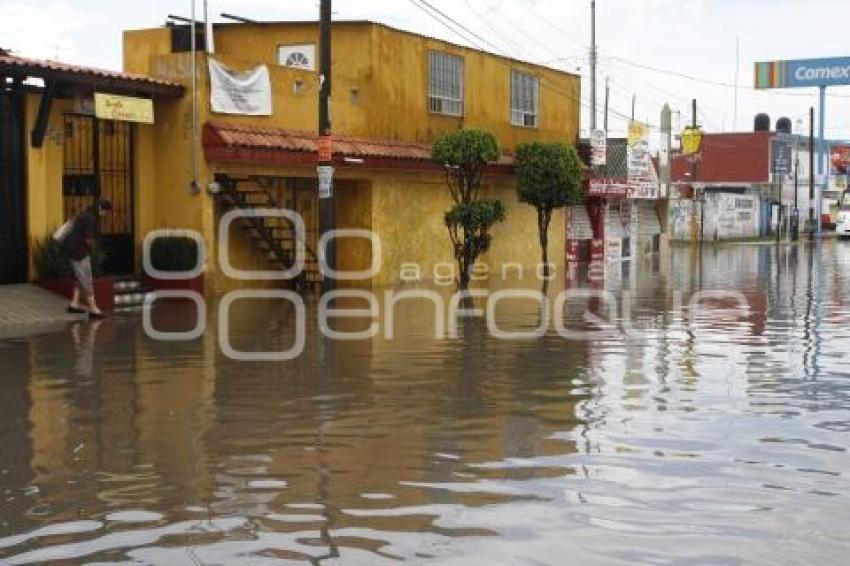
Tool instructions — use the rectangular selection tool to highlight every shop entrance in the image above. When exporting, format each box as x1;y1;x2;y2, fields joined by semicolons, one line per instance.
62;114;135;275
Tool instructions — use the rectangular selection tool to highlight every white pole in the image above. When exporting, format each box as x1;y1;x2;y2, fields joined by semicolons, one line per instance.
189;0;199;195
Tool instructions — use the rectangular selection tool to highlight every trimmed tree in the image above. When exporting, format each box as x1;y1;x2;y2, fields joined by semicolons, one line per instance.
515;142;584;277
433;129;506;290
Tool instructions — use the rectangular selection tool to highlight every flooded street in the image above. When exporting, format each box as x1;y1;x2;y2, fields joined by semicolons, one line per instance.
1;242;850;564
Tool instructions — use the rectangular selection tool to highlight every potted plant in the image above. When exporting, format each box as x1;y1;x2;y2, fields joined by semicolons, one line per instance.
34;236;115;310
143;232;205;294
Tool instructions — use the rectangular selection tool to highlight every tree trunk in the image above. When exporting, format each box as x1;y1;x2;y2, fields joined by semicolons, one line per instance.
538;207;552;278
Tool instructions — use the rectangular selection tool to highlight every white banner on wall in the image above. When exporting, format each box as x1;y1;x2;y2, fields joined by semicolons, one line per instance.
208;58;272;116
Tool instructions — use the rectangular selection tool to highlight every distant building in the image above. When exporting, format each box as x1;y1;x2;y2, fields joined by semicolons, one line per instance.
570;136;666;287
669;126;847;242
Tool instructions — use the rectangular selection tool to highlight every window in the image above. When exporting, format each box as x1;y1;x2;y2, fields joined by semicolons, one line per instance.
428;51;464;116
278;44;316;71
511;70;540;128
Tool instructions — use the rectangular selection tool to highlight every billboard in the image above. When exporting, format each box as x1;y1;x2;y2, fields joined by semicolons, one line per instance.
832;145;850;191
832;145;850;176
755;57;850;89
627;121;656;198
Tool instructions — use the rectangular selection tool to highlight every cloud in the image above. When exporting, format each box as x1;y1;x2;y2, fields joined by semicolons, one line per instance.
0;1;89;61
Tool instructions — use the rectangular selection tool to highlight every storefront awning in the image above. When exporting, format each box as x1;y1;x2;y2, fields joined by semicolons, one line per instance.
202;121;515;173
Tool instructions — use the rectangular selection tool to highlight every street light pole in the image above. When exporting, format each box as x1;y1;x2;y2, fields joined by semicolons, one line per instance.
590;0;597;131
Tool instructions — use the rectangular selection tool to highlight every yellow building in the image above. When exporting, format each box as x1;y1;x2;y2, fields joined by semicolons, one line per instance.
1;20;580;290
124;20;580;290
0;52;183;283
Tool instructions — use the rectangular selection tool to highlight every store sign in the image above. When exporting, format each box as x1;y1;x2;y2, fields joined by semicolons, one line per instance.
94;93;153;124
755;56;850;89
590;129;607;167
589;178;629;198
628;121;657;198
832;145;850;176
772;134;793;175
317;136;333;162
317;165;335;199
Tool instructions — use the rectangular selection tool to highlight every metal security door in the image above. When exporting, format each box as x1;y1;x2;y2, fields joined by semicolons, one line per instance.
0;84;27;284
63;114;135;275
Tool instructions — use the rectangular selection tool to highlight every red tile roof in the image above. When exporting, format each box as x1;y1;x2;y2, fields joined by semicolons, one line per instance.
0;53;184;96
203;121;515;171
671;132;772;184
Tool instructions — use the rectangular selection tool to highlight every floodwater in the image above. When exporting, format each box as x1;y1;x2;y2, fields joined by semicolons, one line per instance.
1;242;850;565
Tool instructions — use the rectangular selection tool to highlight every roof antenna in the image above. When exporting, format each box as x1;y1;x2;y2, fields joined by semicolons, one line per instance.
220;13;258;24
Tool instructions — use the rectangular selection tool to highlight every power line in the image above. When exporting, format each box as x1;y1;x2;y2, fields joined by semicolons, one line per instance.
413;0;508;55
603;53;850;99
406;0;660;130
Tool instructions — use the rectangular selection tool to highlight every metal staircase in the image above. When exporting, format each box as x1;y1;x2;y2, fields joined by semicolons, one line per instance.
216;175;322;289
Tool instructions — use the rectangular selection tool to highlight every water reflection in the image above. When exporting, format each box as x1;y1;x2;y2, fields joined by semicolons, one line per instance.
0;242;848;563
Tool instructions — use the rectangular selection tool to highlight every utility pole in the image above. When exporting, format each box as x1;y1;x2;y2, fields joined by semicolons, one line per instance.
660;103;672;189
631;94;636;121
734;36;739;132
318;0;335;291
817;87;826;236
793;137;799;241
590;0;597;131
809;106;815;236
691;99;698;182
693;99;704;247
603;76;609;133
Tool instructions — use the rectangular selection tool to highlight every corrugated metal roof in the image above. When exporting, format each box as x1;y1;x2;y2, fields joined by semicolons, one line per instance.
204;121;514;166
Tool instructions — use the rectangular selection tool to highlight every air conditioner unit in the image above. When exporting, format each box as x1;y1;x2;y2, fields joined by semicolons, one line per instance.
277;44;316;71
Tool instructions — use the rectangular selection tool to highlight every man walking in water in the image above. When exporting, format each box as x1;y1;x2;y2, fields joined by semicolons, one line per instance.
57;198;112;319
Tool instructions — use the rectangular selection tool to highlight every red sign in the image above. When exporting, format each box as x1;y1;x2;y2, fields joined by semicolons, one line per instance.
317;136;333;162
832;145;850;176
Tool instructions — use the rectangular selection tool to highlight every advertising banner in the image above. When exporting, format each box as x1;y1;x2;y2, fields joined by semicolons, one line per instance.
209;58;272;116
590;129;607;167
832;145;850;192
832;145;850;176
628;121;657;198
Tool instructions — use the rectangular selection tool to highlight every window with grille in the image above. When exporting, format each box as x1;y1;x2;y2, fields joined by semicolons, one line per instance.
428;51;464;116
511;70;540;128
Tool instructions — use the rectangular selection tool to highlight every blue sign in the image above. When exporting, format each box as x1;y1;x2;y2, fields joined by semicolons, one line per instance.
755;57;850;89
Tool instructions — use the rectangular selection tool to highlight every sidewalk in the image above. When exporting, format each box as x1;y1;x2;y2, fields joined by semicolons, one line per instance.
0;284;80;338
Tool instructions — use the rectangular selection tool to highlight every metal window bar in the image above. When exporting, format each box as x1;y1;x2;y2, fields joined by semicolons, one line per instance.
428;51;463;116
511;70;539;128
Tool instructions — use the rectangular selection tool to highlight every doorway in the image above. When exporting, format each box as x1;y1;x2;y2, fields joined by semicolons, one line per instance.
62;114;135;275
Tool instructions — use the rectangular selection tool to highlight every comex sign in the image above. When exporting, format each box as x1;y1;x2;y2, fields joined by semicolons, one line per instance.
756;57;850;89
755;56;850;234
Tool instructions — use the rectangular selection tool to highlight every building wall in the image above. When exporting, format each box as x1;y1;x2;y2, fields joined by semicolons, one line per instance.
123;23;580;151
120;22;578;290
667;191;761;242
702;191;760;240
22;91;161;280
25;94;69;279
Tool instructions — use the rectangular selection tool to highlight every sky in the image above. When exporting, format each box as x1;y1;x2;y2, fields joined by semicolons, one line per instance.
2;0;850;139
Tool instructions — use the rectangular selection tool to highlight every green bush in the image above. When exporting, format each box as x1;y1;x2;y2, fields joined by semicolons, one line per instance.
34;235;106;280
432;128;505;289
149;234;200;273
